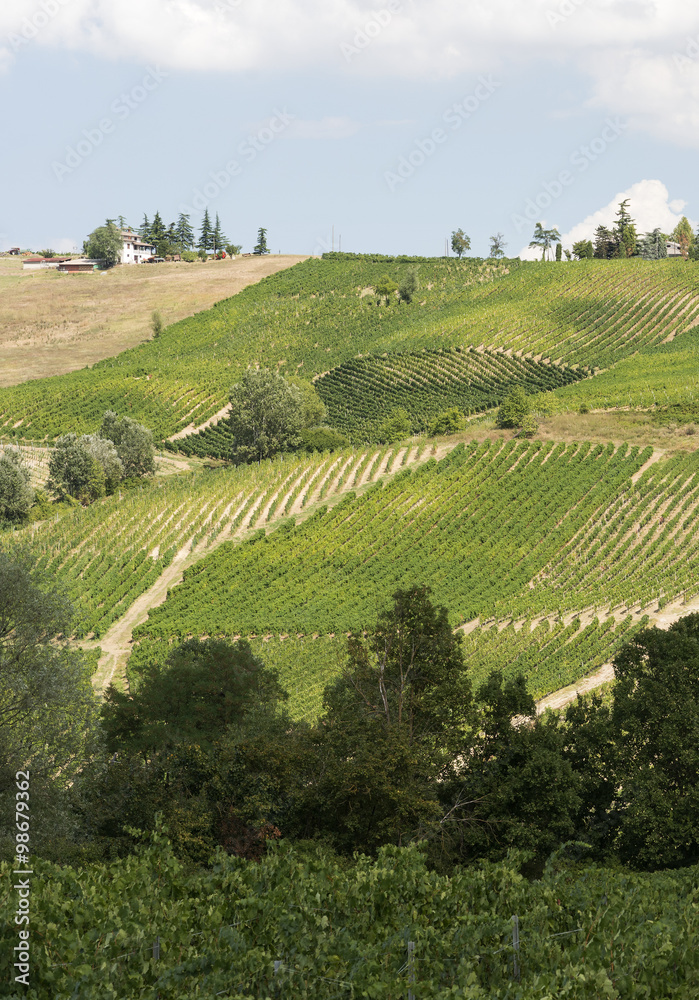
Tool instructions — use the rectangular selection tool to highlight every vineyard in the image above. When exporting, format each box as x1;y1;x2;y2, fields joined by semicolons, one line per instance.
2;256;699;442
314;347;587;442
1;443;435;639
132;439;652;640
2;832;699;998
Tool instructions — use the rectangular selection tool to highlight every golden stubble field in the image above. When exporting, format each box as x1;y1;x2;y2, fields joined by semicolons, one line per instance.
0;254;309;387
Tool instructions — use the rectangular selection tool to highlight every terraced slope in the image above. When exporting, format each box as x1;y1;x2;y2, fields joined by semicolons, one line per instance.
2;256;698;441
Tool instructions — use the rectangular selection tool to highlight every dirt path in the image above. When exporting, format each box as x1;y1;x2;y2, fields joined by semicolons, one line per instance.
535;590;699;714
168;403;232;441
86;439;456;694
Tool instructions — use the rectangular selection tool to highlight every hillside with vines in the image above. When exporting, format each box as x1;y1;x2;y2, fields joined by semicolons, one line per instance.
2;254;699;443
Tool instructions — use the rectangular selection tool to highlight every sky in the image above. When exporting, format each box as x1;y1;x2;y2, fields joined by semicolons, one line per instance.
2;0;699;258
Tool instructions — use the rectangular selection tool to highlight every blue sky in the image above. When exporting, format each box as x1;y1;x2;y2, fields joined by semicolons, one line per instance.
2;0;699;257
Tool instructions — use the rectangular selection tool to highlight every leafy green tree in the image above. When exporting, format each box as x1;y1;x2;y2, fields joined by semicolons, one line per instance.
228;369;303;464
198;208;213;252
225;242;243;256
48;434;117;503
429;408;466;437
379;406;411;442
609;614;699;869
450;229;470;258
286;377;327;427
290;586;473;854
299;426;348;452
489;232;507;258
398;267;419;303
672;216;694;259
83;220;123;267
99;411;156;479
436;671;580;866
374;275;398;305
0;554;101;839
175;213;194;250
102;639;287;756
253;227;270;255
572;239;594;259
529;222;561;262
638;228;668;260
0;449;34;522
495;386;530;428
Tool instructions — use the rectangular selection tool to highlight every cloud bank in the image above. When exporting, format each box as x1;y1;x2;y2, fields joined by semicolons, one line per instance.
3;2;699;146
518;179;692;259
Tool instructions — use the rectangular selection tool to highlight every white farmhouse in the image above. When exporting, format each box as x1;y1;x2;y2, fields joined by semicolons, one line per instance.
120;229;156;264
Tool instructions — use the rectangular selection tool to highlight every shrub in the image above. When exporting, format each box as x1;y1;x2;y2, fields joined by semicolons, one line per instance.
300;426;348;452
496;387;530;429
429;408;466;437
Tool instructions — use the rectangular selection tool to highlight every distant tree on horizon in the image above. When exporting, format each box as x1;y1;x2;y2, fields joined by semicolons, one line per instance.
253;227;270;255
489;232;507;258
450;229;470;258
529;222;560;262
198;209;214;252
176;213;195;250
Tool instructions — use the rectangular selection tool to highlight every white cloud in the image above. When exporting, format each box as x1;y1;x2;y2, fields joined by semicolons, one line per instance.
518;179;693;258
2;1;699;146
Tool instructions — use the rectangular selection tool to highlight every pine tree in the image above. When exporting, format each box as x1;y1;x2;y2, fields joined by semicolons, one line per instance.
176;213;195;250
614;199;637;258
213;214;227;253
149;211;167;245
253;227;270;255
198;209;213;252
638;229;668;260
139;214;151;242
593;225;615;259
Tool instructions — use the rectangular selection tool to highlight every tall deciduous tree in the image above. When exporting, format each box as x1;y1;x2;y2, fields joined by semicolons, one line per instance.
0;449;34;522
609;614;699;869
450;229;470;258
0;553;101;830
529;222;561;261
228;369;303;464
489;232;507;258
672;216;694;259
83;220;123;267
99;411;156;479
572;239;594;259
48;434;121;503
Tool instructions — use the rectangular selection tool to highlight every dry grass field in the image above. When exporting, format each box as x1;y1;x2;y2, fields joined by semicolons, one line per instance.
0;254;309;387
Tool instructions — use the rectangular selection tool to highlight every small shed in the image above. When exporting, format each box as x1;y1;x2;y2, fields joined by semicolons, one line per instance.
57;259;105;273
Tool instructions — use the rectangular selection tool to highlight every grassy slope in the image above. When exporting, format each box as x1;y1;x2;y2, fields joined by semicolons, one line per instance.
2;256;699;440
0;255;306;386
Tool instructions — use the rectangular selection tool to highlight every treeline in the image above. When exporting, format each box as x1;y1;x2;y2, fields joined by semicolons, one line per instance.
3;570;699;878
